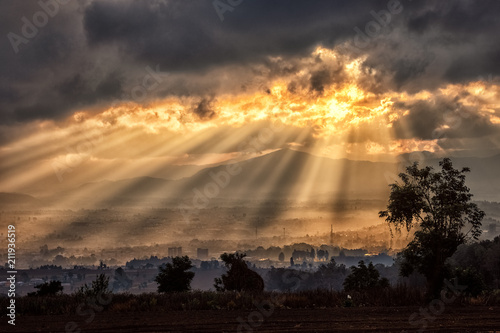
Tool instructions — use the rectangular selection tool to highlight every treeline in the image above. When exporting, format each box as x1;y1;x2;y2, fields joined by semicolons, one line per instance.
448;236;500;294
2;238;500;316
267;236;500;296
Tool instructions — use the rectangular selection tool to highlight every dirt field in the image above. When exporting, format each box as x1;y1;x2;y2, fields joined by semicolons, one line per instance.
2;306;499;332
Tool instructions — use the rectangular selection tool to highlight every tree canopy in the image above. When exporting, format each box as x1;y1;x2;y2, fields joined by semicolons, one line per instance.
28;280;63;297
343;260;389;292
155;256;195;293
76;273;111;298
379;158;485;298
214;252;264;292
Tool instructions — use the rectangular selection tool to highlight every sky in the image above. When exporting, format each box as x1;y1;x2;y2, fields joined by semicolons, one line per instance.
1;0;499;196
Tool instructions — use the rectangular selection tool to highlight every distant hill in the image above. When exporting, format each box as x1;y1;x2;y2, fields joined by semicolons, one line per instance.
55;176;172;207
56;149;395;207
178;148;396;200
48;149;500;208
0;192;40;207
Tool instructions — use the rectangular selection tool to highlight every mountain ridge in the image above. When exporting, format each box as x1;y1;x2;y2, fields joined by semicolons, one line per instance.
34;149;500;207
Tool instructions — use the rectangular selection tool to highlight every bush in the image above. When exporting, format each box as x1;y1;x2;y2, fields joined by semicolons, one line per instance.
155;256;195;293
452;267;487;297
76;273;112;298
113;267;133;292
28;280;63;297
214;252;264;292
343;260;389;292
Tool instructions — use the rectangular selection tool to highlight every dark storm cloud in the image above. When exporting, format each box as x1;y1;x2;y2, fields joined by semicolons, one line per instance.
310;69;332;94
77;0;500;87
392;100;445;140
0;0;377;123
407;1;499;38
82;0;377;71
57;72;123;105
309;63;347;94
0;0;121;123
356;0;500;91
1;0;500;125
192;97;216;120
392;97;499;141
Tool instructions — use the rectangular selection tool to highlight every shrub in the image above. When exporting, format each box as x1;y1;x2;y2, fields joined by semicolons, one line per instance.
214;252;264;292
452;267;486;297
343;260;389;292
76;273;112;298
155;256;195;293
28;280;63;297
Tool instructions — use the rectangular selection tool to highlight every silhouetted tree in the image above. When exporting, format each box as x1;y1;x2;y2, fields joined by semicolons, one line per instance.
278;252;285;262
113;267;133;292
214;252;264;292
28;280;63;296
155;256;194;293
266;267;311;291
343;260;389;292
450;235;500;291
317;249;326;261
315;258;348;290
76;273;111;298
452;267;486;297
380;158;485;298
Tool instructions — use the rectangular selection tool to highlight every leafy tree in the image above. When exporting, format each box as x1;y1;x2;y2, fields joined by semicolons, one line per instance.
379;158;485;298
155;256;194;293
76;273;111;298
266;267;311;291
450;236;500;290
317;249;329;261
113;267;133;292
28;280;63;296
343;260;389;292
315;258;348;291
452;267;486;297
214;252;264;292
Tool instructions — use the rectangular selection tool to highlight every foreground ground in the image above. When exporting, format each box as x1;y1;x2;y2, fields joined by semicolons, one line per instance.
2;306;499;332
